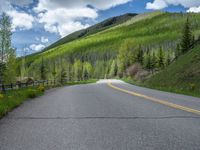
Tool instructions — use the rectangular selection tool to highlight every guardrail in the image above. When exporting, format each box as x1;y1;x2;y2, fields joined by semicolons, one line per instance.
0;79;67;92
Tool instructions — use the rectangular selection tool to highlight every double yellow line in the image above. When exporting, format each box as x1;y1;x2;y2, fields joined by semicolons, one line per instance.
108;82;200;115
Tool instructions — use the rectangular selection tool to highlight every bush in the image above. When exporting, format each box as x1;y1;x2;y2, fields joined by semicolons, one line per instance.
0;93;4;100
126;63;142;77
27;89;37;98
135;70;150;82
189;83;196;91
38;85;45;92
26;77;34;85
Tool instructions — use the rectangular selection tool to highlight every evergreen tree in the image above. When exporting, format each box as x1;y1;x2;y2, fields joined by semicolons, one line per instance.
181;18;193;53
40;57;46;80
135;45;144;65
145;51;152;71
151;52;157;73
166;51;171;66
175;44;181;59
158;47;165;68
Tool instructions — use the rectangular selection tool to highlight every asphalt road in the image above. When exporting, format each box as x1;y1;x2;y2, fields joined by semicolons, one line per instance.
0;79;200;150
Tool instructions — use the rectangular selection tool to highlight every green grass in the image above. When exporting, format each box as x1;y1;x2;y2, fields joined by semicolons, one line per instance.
0;88;44;118
63;79;98;86
123;44;200;98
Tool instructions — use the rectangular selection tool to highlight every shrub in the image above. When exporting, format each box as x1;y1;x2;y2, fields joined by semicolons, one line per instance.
0;93;4;100
135;70;150;82
38;85;45;92
27;89;37;98
189;83;196;91
126;63;142;77
26;77;34;85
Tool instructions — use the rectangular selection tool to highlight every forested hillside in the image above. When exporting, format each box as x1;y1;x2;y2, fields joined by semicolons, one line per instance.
18;12;200;80
17;11;200;96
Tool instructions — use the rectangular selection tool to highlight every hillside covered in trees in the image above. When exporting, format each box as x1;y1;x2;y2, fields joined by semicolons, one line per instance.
3;11;200;96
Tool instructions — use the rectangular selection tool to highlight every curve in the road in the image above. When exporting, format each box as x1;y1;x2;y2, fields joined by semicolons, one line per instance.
108;82;200;116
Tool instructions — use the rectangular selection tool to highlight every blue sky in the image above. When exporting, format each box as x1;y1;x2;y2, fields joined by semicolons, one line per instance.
1;0;199;56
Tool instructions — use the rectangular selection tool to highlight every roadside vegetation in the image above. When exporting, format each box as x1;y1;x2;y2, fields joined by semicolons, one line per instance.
0;87;44;118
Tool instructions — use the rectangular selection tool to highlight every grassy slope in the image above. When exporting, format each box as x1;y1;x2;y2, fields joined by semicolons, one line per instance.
145;45;200;97
0;88;44;118
26;12;200;67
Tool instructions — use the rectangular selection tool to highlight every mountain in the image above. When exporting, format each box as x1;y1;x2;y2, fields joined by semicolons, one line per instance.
18;11;200;96
41;13;137;53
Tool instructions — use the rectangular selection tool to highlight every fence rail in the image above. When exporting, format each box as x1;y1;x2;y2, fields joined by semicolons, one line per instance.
0;79;67;92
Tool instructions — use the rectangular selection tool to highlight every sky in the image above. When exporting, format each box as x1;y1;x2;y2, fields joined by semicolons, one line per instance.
0;0;200;56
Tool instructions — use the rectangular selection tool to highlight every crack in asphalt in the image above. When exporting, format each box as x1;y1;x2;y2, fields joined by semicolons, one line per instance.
5;116;200;120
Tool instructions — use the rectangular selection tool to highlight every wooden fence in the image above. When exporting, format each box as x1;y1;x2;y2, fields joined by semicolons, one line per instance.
0;79;66;92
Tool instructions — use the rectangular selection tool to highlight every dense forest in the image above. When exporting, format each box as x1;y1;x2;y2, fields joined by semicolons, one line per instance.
0;12;200;90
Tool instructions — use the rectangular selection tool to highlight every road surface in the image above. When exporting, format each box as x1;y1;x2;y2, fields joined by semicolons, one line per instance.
0;79;200;150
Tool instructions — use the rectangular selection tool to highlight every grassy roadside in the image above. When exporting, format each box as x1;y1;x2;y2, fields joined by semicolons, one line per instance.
0;87;44;118
122;77;200;98
64;79;98;86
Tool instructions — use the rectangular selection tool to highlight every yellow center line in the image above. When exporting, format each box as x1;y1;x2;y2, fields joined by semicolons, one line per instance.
107;82;200;115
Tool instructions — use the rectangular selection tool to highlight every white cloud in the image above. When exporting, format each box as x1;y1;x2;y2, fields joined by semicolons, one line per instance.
0;0;33;13
187;6;200;13
41;36;49;43
146;0;167;10
146;0;200;11
30;44;45;52
7;10;34;31
0;0;35;31
34;0;132;37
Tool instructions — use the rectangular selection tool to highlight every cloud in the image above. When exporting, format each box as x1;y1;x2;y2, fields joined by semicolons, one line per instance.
187;6;200;13
41;36;49;43
34;0;132;37
30;44;45;51
0;0;33;13
146;0;200;11
0;0;35;31
7;10;34;31
146;0;167;10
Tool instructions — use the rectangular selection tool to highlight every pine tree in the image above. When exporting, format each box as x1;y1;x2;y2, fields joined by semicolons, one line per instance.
175;44;181;59
145;51;152;72
136;45;144;65
181;17;193;53
158;47;165;69
40;57;46;80
151;52;157;73
166;51;171;66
